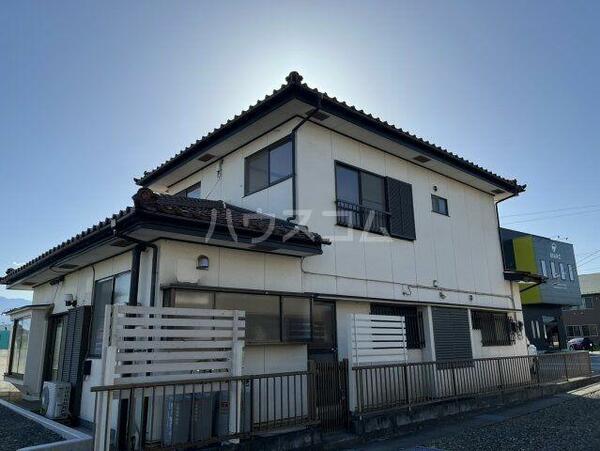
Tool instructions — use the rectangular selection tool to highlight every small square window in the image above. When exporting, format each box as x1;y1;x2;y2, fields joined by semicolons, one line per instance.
431;194;449;216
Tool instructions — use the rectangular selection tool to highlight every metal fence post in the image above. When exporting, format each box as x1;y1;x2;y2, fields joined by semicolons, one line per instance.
451;361;458;396
403;364;410;406
497;358;504;390
563;353;569;381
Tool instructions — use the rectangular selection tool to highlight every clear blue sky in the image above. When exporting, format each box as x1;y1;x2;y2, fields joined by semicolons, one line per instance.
1;0;599;300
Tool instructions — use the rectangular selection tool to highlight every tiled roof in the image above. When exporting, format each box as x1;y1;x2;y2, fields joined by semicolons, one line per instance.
0;188;324;286
0;208;135;285
132;188;324;244
136;71;524;193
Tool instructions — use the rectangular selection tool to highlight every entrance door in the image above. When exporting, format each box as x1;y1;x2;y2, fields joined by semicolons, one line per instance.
308;301;337;362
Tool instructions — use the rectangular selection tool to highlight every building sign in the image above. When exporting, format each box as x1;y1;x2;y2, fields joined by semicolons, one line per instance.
550;242;562;260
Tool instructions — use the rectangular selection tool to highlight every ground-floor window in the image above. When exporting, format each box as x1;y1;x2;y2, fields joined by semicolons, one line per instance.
164;288;312;344
567;324;599;337
370;304;425;349
471;310;513;346
89;271;131;357
9;316;31;377
49;315;65;380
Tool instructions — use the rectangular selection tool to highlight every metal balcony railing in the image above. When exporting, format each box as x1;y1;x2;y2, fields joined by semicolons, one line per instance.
335;200;390;234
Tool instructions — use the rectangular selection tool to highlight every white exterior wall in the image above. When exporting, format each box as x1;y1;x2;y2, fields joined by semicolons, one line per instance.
24;250;155;422
156;239;307;374
295;122;518;313
165;118;301;219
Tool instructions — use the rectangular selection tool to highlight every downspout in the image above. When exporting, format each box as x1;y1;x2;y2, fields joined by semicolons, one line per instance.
495;189;520;312
288;94;324;222
112;231;159;307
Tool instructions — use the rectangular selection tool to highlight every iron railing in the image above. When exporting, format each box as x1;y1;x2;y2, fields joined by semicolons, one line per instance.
353;351;591;413
336;200;390;234
92;370;316;450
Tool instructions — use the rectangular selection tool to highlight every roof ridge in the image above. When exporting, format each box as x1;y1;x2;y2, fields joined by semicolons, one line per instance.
135;71;524;192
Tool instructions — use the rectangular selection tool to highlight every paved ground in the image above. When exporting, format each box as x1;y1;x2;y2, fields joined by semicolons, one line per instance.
0;403;63;451
348;382;600;451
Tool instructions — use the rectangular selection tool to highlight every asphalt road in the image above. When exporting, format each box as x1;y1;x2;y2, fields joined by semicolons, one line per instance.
348;382;600;451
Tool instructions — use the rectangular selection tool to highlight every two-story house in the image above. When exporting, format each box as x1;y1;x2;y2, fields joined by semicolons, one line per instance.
1;72;531;428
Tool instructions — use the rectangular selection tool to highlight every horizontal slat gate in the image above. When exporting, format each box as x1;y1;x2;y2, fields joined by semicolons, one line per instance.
104;305;245;385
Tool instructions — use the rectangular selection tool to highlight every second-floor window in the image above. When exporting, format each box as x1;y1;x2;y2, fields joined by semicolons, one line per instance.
244;137;293;195
568;264;575;281
335;163;388;234
431;194;449;215
334;162;416;240
176;181;202;199
550;261;558;278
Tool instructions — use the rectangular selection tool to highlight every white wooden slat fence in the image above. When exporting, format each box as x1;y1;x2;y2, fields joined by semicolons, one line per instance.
349;313;407;365
102;304;245;385
94;304;245;451
347;313;407;412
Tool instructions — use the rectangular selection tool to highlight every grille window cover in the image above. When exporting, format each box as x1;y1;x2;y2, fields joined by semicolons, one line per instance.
471;310;513;346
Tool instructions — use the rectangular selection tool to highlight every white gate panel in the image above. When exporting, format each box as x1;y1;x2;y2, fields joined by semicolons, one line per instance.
101;305;245;385
349;313;407;365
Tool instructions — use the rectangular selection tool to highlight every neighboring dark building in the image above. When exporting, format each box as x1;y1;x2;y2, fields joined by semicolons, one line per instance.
562;273;600;346
500;228;581;351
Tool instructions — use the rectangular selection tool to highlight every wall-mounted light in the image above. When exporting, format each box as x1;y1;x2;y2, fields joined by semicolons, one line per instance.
439;291;446;300
197;255;209;270
64;294;77;308
433;280;439;288
433;185;438;192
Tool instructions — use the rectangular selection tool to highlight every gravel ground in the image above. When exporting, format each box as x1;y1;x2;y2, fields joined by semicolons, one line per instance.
427;387;600;451
0;404;64;451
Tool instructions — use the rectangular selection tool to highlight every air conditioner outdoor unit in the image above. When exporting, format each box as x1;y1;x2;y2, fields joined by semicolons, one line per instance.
41;381;71;420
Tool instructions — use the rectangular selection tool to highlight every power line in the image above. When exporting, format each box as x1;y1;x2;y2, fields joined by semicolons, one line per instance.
501;203;600;218
502;208;600;226
577;249;600;266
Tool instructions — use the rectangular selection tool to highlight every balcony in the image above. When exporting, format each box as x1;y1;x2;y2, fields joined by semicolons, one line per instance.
335;200;390;235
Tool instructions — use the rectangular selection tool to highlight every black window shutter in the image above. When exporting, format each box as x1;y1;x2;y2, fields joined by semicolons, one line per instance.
432;307;473;361
57;306;92;421
386;177;416;240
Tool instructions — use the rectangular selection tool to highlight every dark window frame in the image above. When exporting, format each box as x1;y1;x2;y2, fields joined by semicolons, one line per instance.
334;161;390;235
175;181;202;198
44;312;68;381
431;194;449;216
471;310;514;347
88;271;131;358
244;136;294;196
162;287;312;345
7;315;32;378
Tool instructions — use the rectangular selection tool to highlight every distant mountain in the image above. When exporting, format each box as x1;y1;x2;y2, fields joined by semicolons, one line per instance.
0;296;32;324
